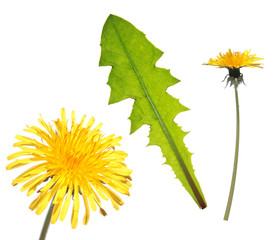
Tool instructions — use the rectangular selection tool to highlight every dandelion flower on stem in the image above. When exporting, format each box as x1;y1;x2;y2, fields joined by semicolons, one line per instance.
203;49;263;221
203;49;263;87
6;108;132;229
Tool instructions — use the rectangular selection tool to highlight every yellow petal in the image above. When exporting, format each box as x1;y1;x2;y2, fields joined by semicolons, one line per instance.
7;151;31;160
60;185;73;221
71;183;80;229
86;116;95;129
20;173;50;192
82;194;90;225
51;200;63;224
12;163;49;185
88;194;97;211
35;184;59;215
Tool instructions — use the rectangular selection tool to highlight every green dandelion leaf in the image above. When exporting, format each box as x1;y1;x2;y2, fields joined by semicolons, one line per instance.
99;14;207;209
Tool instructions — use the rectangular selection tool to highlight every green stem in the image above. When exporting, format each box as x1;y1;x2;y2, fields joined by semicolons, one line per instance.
39;198;55;240
224;83;240;221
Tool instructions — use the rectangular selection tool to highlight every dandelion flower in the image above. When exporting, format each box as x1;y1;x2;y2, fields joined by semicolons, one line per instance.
204;49;263;86
203;50;263;221
7;108;132;229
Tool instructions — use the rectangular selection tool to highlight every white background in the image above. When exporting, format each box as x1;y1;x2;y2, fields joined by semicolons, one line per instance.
0;0;277;239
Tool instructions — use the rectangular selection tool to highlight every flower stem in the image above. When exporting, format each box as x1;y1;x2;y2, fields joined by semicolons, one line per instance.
224;83;240;221
39;198;54;240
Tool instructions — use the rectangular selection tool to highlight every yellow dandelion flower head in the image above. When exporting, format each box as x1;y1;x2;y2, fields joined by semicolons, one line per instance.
7;108;132;228
203;49;263;86
203;49;263;69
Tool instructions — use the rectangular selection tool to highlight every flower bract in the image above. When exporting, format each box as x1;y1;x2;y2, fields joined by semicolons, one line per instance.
7;108;132;228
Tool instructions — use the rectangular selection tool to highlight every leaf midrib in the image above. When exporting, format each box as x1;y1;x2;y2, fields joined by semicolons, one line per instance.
110;16;206;209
